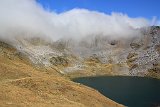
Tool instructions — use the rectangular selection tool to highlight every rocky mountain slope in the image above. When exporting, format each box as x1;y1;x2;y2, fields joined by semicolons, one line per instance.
8;26;159;79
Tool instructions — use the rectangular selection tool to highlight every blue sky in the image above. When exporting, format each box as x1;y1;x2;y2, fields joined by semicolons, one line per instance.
37;0;160;20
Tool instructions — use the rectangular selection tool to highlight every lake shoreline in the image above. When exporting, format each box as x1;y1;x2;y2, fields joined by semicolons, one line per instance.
69;73;160;80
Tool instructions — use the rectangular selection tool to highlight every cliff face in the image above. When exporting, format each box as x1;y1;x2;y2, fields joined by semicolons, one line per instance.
0;41;124;107
126;26;160;78
65;26;160;78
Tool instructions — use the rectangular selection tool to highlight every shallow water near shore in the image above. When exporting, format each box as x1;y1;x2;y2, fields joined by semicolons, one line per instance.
73;76;160;107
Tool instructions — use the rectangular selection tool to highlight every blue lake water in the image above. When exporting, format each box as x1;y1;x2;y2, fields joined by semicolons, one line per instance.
73;76;160;107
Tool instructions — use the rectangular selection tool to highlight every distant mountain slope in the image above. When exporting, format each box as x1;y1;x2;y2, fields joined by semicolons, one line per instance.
7;26;159;79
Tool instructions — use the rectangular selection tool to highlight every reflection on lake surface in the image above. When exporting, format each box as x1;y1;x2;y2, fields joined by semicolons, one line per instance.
73;76;160;107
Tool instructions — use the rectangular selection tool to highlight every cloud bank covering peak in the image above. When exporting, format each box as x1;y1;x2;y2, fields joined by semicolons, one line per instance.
0;0;151;44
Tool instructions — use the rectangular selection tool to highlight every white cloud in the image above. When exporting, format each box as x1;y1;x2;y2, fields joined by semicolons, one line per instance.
0;0;150;44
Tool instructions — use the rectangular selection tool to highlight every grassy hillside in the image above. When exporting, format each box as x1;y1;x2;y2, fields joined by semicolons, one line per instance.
0;41;124;107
